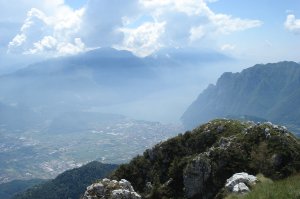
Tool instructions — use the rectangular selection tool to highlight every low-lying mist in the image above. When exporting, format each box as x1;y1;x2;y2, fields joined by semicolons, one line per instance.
0;47;249;129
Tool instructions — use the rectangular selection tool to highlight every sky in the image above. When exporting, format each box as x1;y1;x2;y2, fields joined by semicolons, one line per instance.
0;0;300;122
0;0;299;73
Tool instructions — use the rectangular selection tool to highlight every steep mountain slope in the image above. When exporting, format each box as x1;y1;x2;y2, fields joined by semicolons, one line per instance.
13;161;117;199
110;119;300;199
181;61;300;135
0;179;45;199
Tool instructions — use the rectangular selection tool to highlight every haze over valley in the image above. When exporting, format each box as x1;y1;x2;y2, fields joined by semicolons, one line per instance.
0;1;300;199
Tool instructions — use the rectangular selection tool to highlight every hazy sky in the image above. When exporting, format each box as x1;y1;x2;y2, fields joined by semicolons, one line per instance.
0;0;299;68
0;0;299;122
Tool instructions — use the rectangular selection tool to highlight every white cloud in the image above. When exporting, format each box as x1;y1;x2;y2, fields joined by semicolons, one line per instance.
210;14;262;34
137;0;262;52
8;34;26;48
80;0;261;56
5;0;263;57
285;14;300;34
7;2;86;56
190;26;206;41
140;0;212;17
57;38;85;55
220;43;235;51
26;36;58;54
24;36;85;56
116;22;165;57
79;0;139;48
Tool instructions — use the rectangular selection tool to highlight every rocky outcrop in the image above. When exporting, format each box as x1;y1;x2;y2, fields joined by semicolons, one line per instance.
225;172;257;193
183;154;212;198
111;119;300;199
82;178;141;199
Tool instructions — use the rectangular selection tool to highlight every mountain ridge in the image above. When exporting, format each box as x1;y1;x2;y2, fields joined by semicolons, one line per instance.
181;61;300;136
12;161;117;199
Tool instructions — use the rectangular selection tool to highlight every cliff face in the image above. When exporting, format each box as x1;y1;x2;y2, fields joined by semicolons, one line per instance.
181;61;300;135
109;119;300;199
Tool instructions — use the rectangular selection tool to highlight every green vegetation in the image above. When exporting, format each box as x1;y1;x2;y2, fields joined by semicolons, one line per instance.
182;61;300;137
0;179;46;199
225;173;300;199
111;119;300;199
13;161;117;199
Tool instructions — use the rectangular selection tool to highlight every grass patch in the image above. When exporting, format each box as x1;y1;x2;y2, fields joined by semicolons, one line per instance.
225;173;300;199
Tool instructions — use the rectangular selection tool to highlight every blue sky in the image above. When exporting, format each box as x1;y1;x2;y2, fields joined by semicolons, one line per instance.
209;0;300;60
65;0;87;9
0;0;299;72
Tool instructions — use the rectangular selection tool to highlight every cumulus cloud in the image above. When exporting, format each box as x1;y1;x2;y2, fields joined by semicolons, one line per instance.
8;34;26;49
190;26;206;41
116;22;165;57
209;14;263;34
56;38;85;55
7;2;85;56
6;0;263;57
80;0;139;48
285;14;300;34
141;0;213;17
135;0;262;54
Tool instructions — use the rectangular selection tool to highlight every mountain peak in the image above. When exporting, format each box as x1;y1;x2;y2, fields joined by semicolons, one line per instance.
81;47;136;59
109;119;300;199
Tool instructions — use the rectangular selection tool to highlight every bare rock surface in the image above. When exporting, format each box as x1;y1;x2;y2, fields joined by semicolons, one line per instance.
225;172;257;193
82;178;141;199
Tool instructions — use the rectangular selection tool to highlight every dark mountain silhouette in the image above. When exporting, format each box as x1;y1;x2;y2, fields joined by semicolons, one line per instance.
182;61;300;136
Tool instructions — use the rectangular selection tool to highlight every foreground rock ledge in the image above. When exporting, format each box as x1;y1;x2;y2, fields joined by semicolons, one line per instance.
225;172;257;193
82;178;141;199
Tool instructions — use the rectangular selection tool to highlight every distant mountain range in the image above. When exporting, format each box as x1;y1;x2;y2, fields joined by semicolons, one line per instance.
0;47;230;130
0;48;155;111
182;61;300;136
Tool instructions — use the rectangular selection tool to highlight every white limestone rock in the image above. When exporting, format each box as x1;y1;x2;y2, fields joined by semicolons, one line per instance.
183;154;212;198
232;182;250;193
225;172;257;193
82;178;141;199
